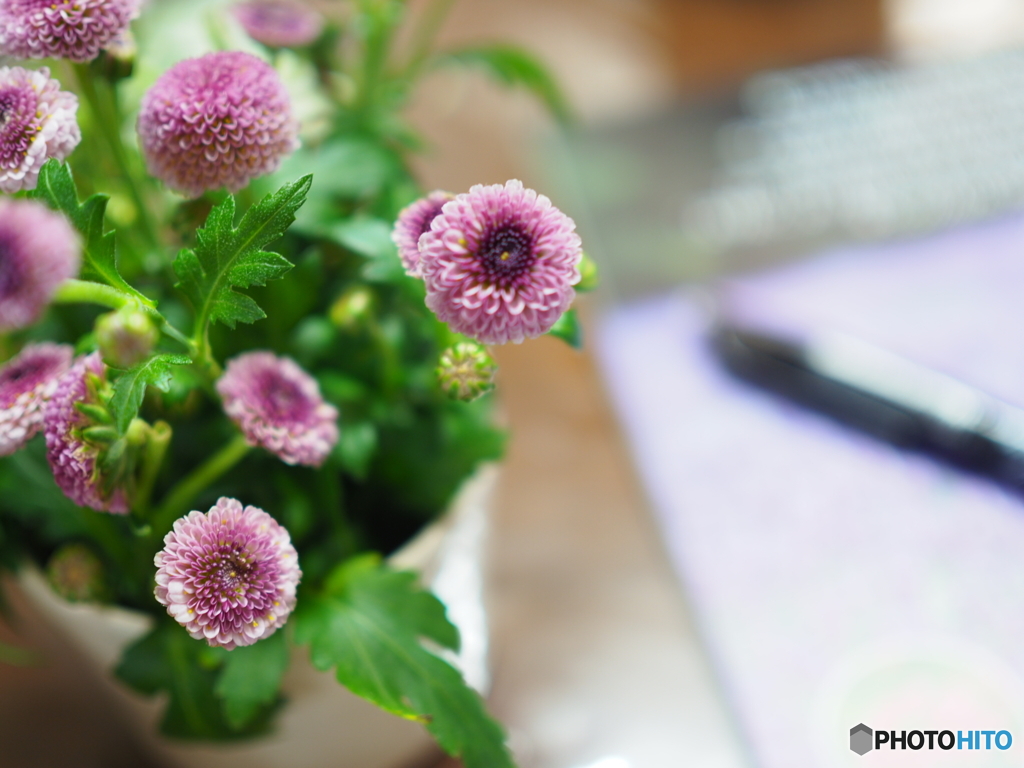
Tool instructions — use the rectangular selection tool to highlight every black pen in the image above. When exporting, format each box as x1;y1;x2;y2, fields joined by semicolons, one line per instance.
711;324;1024;489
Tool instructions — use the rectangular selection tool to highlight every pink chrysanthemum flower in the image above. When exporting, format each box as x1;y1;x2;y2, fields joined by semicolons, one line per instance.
44;353;129;514
232;1;324;48
392;190;453;277
155;497;301;650
0;66;81;193
419;179;583;345
0;199;81;331
0;343;73;457
0;0;141;63
137;51;300;198
217;352;338;467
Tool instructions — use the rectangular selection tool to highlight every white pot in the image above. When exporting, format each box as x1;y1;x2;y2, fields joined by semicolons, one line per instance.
17;464;498;768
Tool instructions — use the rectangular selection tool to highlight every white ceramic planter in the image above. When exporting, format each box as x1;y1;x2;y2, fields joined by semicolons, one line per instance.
17;464;498;768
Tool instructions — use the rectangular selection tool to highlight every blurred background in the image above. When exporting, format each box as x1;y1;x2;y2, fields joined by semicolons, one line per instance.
9;0;1024;766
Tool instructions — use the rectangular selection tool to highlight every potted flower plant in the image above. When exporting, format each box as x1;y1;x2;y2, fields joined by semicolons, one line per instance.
0;0;596;766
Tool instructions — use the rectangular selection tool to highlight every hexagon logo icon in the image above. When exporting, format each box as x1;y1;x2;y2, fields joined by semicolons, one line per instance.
850;724;873;755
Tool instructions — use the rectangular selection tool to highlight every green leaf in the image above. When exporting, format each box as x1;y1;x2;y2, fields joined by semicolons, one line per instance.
328;217;396;260
215;629;290;729
117;620;278;739
547;308;582;349
110;354;191;435
174;176;311;333
435;46;572;124
333;421;378;480
30;160;154;306
294;559;513;768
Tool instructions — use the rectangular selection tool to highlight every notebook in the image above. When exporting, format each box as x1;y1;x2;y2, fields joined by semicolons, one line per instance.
597;213;1024;768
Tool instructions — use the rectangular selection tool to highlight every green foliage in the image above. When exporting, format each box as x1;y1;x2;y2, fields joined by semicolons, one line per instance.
110;354;191;434
117;619;280;739
173;176;312;333
214;630;291;730
334;420;379;480
29;159;154;306
294;557;514;768
0;639;37;667
548;308;582;349
436;45;572;124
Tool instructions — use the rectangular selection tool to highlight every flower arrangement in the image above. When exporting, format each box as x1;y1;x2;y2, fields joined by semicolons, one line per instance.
0;1;595;765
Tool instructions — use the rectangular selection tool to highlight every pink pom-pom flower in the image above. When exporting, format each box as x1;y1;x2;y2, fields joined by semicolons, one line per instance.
155;497;301;650
232;1;324;48
43;353;129;514
391;190;453;277
419;179;582;345
0;66;81;193
0;0;141;63
137;51;299;198
0;198;81;331
0;343;74;457
217;352;339;467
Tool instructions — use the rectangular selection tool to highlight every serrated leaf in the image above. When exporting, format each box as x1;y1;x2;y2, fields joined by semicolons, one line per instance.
547;308;582;348
435;46;572;124
29;159;153;306
174;176;311;332
215;630;290;730
294;560;514;768
110;354;191;434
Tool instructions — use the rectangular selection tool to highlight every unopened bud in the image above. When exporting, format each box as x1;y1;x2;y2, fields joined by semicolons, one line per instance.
96;308;159;368
47;544;106;603
330;286;375;331
576;252;599;292
437;342;497;401
99;30;136;80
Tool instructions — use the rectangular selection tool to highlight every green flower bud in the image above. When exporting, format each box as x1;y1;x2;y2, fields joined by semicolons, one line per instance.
576;252;599;292
330;286;375;332
47;544;106;603
437;342;497;402
96;308;159;368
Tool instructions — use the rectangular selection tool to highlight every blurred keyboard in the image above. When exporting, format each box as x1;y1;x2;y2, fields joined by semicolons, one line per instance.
686;49;1024;249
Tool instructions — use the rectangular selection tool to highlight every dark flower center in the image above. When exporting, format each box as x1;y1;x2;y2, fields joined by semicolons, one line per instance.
0;232;20;300
416;201;445;240
258;372;312;423
0;358;36;386
0;88;35;166
478;225;534;285
215;553;254;592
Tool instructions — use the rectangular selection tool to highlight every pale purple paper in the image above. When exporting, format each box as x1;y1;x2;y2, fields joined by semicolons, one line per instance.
597;213;1024;767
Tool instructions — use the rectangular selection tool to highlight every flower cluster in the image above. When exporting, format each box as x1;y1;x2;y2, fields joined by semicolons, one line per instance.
407;180;582;345
0;66;81;194
0;0;140;62
232;0;324;48
44;353;129;514
137;51;299;197
217;352;339;467
0;343;73;456
155;497;301;649
0;198;81;330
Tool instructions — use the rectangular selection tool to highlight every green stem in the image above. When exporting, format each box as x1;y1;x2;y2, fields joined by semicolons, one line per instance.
132;420;173;519
403;0;457;80
70;62;161;256
53;279;135;311
150;434;251;539
317;468;358;560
